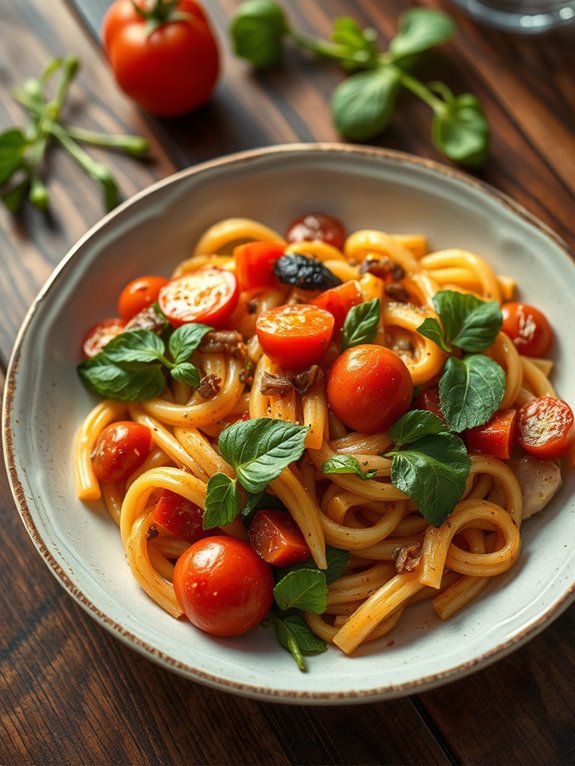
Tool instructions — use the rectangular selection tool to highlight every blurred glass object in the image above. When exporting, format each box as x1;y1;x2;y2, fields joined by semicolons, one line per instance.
451;0;575;32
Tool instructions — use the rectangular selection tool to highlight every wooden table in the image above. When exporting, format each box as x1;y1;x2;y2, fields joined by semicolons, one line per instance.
1;2;575;764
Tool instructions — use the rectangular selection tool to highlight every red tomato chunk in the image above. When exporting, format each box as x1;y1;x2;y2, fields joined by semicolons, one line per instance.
248;510;311;567
465;409;517;460
517;396;575;459
150;490;207;544
256;304;334;371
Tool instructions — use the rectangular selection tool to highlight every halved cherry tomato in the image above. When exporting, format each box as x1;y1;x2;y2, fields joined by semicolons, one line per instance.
158;268;239;328
248;510;311;567
413;387;444;421
327;344;413;434
234;241;285;292
256;304;334;371
517;396;575;459
312;280;363;336
465;409;517;459
285;213;346;250
501;302;553;358
118;275;169;321
173;536;274;637
82;318;126;358
91;421;152;483
150;489;207;544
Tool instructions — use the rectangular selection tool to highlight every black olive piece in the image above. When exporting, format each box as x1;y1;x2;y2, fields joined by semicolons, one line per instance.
273;253;342;291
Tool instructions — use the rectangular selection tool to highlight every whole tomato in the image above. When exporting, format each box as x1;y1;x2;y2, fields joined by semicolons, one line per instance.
102;0;219;117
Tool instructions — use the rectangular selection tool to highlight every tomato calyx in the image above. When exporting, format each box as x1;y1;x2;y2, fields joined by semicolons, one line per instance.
131;0;195;33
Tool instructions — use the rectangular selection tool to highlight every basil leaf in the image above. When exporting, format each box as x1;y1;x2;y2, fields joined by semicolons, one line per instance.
230;0;288;70
240;490;287;522
274;617;306;671
332;68;400;142
389;433;470;527
340;298;380;350
389;410;447;448
219;418;308;494
281;545;350;586
432;93;490;168
439;355;505;432
204;474;239;529
417;317;452;353
0;128;27;183
331;17;378;69
273;569;328;613
170;362;201;387
432;291;502;352
389;8;454;59
100;329;164;364
274;614;327;671
168;323;212;364
321;454;376;480
78;358;165;402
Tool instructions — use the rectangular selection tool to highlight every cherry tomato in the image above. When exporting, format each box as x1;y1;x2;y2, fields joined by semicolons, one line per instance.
501;302;553;358
82;317;126;358
256;304;334;371
102;0;219;117
158;268;239;328
517;396;575;459
413;387;444;421
285;213;347;250
312;280;363;336
327;344;413;434
233;241;285;292
173;536;274;637
248;510;311;567
150;489;207;544
465;409;517;460
91;421;152;482
118;275;169;321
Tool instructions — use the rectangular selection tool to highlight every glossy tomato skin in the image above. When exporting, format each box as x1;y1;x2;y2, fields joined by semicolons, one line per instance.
102;0;219;117
312;280;363;336
151;489;207;544
327;344;413;434
501;302;553;357
248;510;311;567
517;396;575;459
82;317;126;358
118;275;169;321
256;304;334;371
158;268;239;328
173;536;274;637
234;241;285;292
285;213;346;250
413;387;444;421
465;409;517;460
91;421;152;482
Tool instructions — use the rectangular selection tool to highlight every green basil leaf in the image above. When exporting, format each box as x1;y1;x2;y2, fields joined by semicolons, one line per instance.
331;17;378;69
332;68;400;142
78;359;165;402
170;362;201;387
219;418;308;494
230;0;289;70
240;490;287;521
439;355;506;432
280;545;350;586
340;298;381;350
389;8;454;59
389;433;470;527
102;329;165;364
168;323;212;364
432;93;490;168
417;317;452;353
1;179;28;213
274;617;306;671
389;409;448;448
321;454;376;480
0;128;28;183
273;569;328;613
203;474;239;529
274;614;327;670
432;290;502;352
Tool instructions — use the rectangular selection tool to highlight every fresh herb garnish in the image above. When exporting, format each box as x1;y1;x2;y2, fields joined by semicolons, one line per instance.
321;454;376;480
230;4;489;167
273;614;327;672
273;569;328;613
78;324;212;402
340;298;380;350
418;290;502;353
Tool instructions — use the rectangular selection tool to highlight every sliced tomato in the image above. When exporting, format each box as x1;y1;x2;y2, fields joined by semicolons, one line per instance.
517;396;575;459
248;510;311;567
312;280;363;336
82;318;126;358
465;409;517;460
256;304;334;371
413;387;444;421
158;268;239;328
91;421;152;483
118;275;169;321
501;302;553;357
150;489;207;544
285;212;346;250
234;241;285;292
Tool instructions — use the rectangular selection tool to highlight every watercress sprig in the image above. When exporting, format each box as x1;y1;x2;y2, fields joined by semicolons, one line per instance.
230;4;489;167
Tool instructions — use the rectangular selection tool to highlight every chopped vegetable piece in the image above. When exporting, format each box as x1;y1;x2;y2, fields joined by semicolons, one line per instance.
285;212;346;250
312;280;363;336
158;268;239;328
82;318;126;358
150;489;207;544
517;396;575;459
248;509;311;566
234;241;285;291
118;275;169;321
501;302;553;357
256;304;334;370
465;409;517;459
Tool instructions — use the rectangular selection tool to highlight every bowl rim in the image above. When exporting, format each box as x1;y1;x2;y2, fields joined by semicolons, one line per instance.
3;142;575;704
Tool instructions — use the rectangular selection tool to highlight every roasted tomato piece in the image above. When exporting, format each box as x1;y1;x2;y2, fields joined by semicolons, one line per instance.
158;268;239;328
285;212;346;250
501;302;553;357
517;396;575;459
256;304;334;371
82;318;126;358
91;421;152;482
465;409;517;460
312;280;363;335
248;510;311;567
234;241;285;292
150;489;207;544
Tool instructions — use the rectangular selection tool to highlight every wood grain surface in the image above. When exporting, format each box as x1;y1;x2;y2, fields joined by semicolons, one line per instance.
1;1;574;764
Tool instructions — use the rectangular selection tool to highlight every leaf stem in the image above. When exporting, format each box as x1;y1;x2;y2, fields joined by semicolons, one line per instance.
290;29;374;68
394;68;445;112
66;126;149;156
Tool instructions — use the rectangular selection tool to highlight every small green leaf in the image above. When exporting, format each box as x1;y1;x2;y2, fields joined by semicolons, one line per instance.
331;16;378;69
389;8;454;59
432;291;502;352
274;617;306;671
240;490;286;522
78;358;165;402
432;94;490;168
168;323;212;364
0;128;28;183
274;614;327;671
417;317;452;353
230;0;289;70
321;454;376;480
389;410;448;448
101;329;164;364
332;68;400;142
170;362;201;387
340;298;381;350
439;355;505;432
280;546;350;586
273;569;328;613
204;474;239;529
1;178;28;213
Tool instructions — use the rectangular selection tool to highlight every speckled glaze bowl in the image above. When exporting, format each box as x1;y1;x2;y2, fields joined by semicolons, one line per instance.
3;144;575;704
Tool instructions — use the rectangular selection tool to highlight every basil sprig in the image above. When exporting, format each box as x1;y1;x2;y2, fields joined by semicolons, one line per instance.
417;290;502;353
387;411;471;527
321;454;376;480
340;298;380;350
78;324;212;402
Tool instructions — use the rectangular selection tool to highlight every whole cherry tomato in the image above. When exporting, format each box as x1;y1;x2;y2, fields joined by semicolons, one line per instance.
256;304;334;371
327;344;413;434
158;268;239;327
173;536;274;637
517;396;575;459
102;0;219;117
285;212;347;250
501;302;553;357
118;275;169;321
248;510;311;567
91;421;152;482
82;317;126;358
